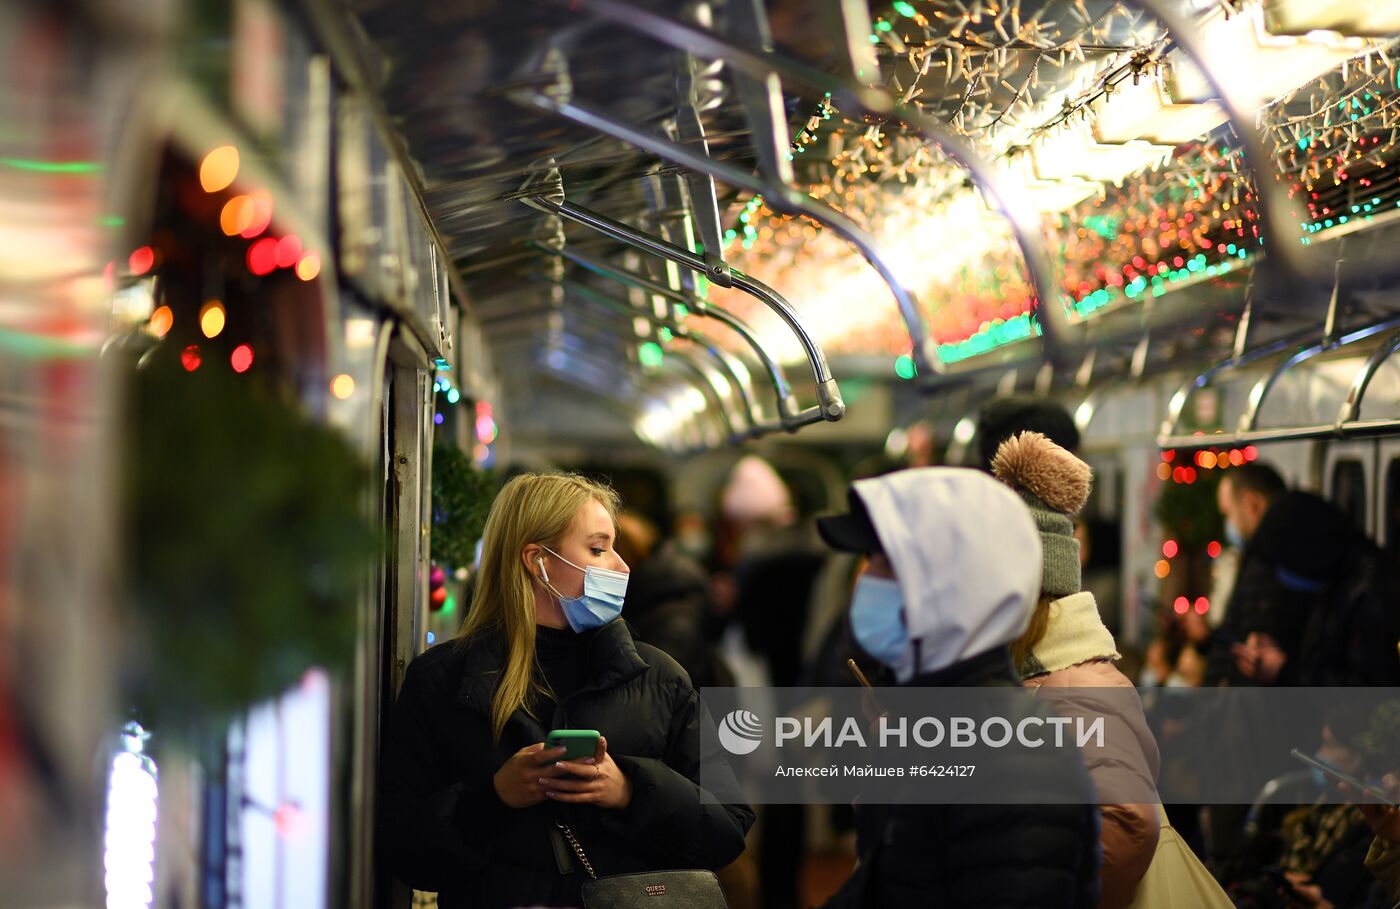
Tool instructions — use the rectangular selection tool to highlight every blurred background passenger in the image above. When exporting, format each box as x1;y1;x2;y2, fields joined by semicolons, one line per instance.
816;468;1100;909
1203;463;1286;685
613;511;732;691
1226;704;1387;909
1209;489;1400;687
711;455;825;909
974;394;1083;472
380;473;752;908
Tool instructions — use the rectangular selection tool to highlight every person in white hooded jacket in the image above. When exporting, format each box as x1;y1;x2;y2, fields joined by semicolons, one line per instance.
816;467;1101;909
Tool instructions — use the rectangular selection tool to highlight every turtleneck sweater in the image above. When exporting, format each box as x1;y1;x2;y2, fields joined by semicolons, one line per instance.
535;623;597;705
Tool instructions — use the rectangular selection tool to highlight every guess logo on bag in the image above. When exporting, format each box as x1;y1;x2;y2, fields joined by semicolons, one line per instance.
644;884;667;896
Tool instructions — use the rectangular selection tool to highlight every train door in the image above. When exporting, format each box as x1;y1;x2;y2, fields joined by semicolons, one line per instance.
1322;440;1377;538
1379;438;1400;553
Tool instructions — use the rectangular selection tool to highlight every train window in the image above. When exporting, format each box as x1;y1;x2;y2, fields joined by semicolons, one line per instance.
1331;459;1367;533
1387;458;1400;554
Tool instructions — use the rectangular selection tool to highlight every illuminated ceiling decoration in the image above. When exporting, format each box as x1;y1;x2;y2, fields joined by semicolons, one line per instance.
709;0;1399;372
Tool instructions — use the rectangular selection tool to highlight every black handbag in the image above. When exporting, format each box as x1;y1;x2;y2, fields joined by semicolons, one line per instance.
554;821;730;909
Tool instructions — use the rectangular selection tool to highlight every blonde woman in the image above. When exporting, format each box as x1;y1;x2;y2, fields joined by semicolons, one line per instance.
381;473;753;909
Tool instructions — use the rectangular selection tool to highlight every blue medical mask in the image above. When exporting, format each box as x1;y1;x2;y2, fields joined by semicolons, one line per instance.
1224;519;1245;550
850;575;910;672
538;546;629;632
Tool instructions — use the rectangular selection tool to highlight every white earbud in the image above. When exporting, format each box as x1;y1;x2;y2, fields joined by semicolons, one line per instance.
536;556;549;584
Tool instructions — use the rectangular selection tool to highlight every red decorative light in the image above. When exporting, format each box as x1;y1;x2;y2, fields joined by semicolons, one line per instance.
1172;466;1186;483
1229;449;1245;467
239;193;273;239
1162;450;1176;463
181;344;202;372
274;234;302;269
1207;541;1223;559
1173;597;1189;615
230;344;254;373
247;237;278;276
1162;540;1179;559
129;246;155;275
1243;446;1259;461
1194;597;1210;615
1183;467;1198;484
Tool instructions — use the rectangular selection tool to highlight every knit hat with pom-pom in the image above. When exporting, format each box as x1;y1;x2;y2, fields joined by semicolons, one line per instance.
992;431;1092;597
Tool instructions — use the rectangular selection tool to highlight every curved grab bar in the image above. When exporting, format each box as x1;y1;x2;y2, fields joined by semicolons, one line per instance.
669;346;748;443
1157;325;1322;442
512;88;942;379
550;0;1073;375
540;242;799;414
1336;329;1400;430
552;276;763;438
1156;315;1400;448
1240;318;1400;433
521;192;845;423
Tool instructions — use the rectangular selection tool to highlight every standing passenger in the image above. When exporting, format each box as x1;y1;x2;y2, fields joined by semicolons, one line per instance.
993;432;1215;909
816;467;1101;909
380;473;753;908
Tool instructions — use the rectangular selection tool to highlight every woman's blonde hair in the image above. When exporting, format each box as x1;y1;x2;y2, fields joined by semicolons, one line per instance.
459;472;620;742
1011;594;1055;672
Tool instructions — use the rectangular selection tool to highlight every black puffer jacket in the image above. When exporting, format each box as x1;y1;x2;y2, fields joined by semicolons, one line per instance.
822;648;1101;909
380;619;754;909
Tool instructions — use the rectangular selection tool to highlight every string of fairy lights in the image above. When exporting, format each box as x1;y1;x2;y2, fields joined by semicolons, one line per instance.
702;0;1400;372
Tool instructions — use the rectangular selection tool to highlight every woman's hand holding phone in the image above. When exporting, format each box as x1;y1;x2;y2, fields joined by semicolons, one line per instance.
542;735;633;809
492;742;570;808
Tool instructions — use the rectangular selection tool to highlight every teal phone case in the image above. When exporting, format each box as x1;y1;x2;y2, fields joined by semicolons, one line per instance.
546;729;600;761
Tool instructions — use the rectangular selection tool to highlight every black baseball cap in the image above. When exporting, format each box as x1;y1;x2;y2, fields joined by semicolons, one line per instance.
816;487;883;554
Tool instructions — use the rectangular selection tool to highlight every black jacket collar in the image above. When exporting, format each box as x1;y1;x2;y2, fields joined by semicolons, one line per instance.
454;618;649;707
904;646;1020;688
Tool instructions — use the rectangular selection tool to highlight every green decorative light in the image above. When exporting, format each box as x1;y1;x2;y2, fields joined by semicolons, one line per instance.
875;19;893;31
446;388;461;405
1;157;101;175
639;342;664;368
658;327;674;343
99;214;125;228
894;354;917;380
893;0;917;16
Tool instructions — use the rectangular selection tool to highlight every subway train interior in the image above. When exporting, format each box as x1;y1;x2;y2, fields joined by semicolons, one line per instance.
7;0;1400;907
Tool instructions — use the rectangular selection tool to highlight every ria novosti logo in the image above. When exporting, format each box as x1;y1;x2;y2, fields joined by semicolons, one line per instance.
717;709;764;755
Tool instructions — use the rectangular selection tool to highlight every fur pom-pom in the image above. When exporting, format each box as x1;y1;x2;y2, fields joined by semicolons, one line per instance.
991;431;1092;515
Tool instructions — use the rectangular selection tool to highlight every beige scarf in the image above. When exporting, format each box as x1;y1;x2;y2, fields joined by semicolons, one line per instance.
1018;590;1121;679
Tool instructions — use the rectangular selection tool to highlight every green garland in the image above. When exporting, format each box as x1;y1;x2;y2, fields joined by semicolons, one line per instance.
123;355;381;728
431;441;496;571
1153;466;1224;550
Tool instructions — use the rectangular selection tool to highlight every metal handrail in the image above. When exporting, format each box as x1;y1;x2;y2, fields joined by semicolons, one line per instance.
551;277;763;438
1336;329;1400;430
552;0;1073;376
512;87;945;378
1158;325;1321;442
540;241;799;416
1156;315;1400;449
1239;318;1400;433
520;190;844;426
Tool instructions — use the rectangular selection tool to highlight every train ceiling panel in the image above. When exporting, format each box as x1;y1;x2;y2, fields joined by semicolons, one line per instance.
341;0;1400;448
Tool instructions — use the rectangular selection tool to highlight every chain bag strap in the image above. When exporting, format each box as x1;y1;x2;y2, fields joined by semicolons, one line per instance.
555;820;598;881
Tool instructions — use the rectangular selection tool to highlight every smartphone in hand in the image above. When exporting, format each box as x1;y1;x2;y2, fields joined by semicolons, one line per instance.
546;729;601;762
1290;748;1399;806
